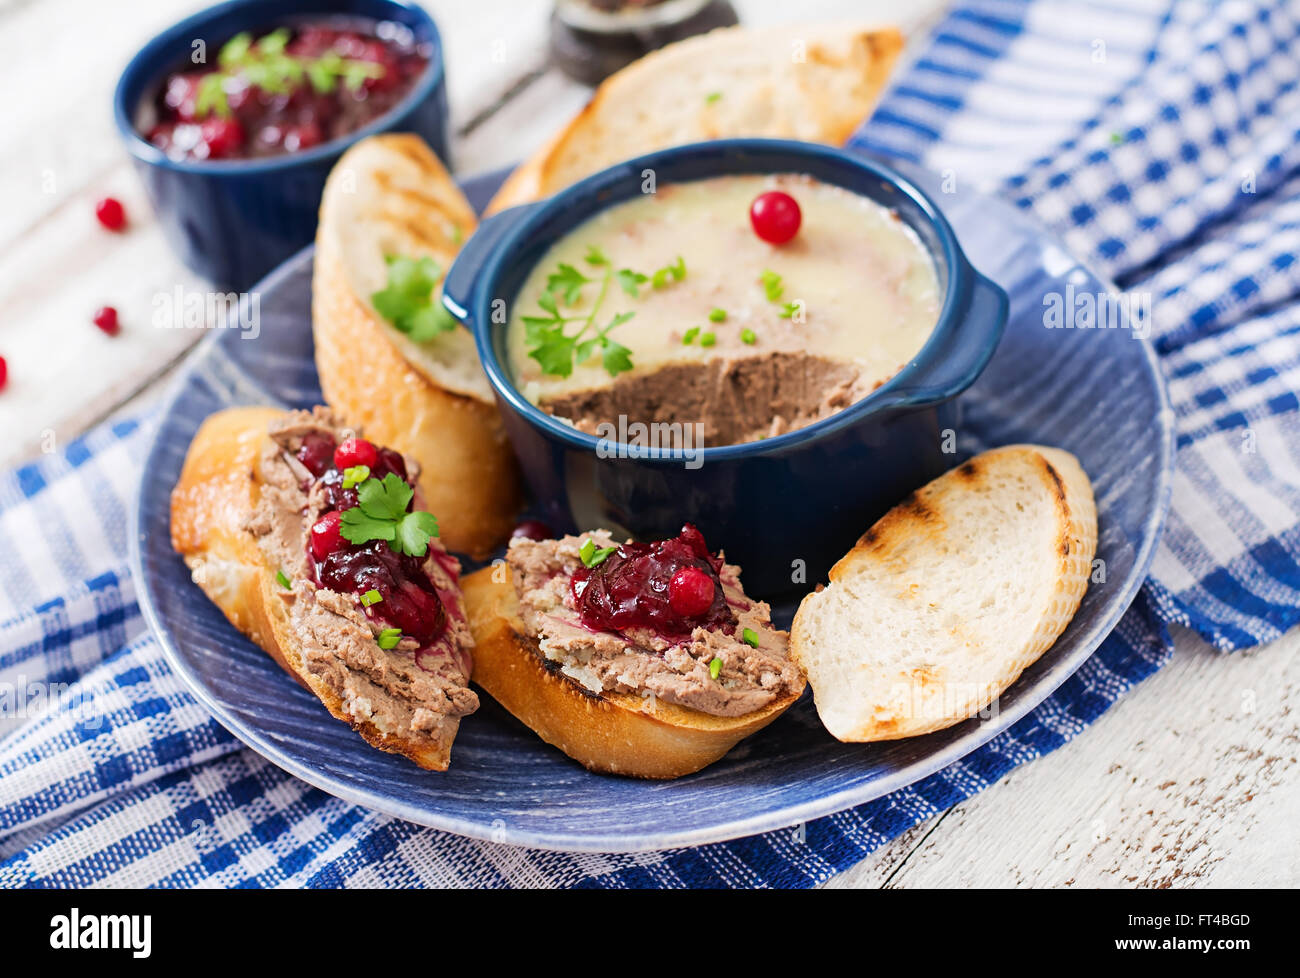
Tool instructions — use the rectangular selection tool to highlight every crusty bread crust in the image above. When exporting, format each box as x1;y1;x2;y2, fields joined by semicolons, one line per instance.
461;566;805;779
170;406;461;771
790;444;1098;742
485;23;904;213
313;134;523;558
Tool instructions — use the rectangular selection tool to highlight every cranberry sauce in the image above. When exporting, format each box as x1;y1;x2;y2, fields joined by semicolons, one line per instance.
293;432;445;646
570;524;735;641
143;18;430;162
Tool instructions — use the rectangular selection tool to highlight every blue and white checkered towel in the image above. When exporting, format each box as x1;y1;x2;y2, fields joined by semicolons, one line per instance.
2;0;1297;887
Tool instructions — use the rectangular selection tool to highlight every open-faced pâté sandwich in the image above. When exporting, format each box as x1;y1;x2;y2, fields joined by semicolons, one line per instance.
171;406;477;770
313;134;523;559
462;524;805;779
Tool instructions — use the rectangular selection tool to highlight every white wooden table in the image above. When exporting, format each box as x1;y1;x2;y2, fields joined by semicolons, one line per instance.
6;0;1295;887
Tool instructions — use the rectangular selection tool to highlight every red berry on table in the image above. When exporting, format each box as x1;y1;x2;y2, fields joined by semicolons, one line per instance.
94;197;127;232
334;437;379;471
92;306;119;335
199;116;244;159
668;566;716;618
749;190;802;244
310;511;346;560
0;356;7;392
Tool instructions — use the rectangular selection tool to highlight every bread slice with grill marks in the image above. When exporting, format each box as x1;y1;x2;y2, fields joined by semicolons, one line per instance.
790;445;1097;742
485;23;903;213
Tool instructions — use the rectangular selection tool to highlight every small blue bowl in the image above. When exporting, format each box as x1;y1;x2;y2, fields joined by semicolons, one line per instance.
443;140;1009;597
113;0;449;291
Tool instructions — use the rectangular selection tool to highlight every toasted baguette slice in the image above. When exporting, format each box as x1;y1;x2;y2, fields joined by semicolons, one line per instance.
171;406;478;771
486;23;903;213
791;445;1098;742
461;567;804;779
314;134;523;558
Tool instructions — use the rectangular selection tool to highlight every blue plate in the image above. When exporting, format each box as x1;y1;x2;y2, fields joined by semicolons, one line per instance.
132;167;1174;852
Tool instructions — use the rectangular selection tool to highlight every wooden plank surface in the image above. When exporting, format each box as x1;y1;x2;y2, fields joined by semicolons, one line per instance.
827;627;1300;888
3;0;1294;888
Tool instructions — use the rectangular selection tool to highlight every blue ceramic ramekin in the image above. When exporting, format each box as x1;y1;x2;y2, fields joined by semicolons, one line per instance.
113;0;449;290
444;139;1009;597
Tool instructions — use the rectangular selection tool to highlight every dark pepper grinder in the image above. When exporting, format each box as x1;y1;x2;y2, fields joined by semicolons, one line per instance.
550;0;740;86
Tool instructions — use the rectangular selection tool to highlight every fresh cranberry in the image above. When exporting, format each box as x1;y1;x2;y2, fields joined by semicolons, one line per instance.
310;511;346;560
371;446;408;483
334;437;379;471
749;191;802;244
295;432;337;478
315;540;446;644
512;519;555;541
570;523;733;640
317;468;360;513
199;117;244;158
284;122;323;152
164;74;201;121
668;566;716;617
94;197;127;232
287;26;336;57
92;306;119;335
0;356;7;392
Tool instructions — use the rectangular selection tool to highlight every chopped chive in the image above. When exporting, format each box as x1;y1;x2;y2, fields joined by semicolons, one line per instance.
361;588;382;607
669;255;686;281
579;538;617;568
275;570;292;589
705;91;722;104
760;269;784;302
709;657;723;680
341;464;370;489
741;627;759;648
652;267;671;289
708;307;727;323
700;331;717;347
740;328;757;345
779;301;799;319
682;326;700;345
377;627;403;650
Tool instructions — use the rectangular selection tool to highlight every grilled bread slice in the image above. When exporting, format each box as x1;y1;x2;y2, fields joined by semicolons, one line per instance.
791;445;1097;742
485;23;904;213
314;134;523;558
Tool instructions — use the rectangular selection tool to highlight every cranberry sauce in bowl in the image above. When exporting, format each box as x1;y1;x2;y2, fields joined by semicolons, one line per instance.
293;432;449;648
141;17;430;162
570;523;736;641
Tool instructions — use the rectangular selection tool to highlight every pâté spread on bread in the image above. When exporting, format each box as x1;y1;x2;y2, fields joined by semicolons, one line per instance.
505;524;800;716
201;407;478;764
507;174;940;444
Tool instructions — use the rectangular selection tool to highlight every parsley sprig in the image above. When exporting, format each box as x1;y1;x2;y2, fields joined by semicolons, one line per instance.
195;28;386;119
523;248;687;379
371;255;458;341
339;473;440;557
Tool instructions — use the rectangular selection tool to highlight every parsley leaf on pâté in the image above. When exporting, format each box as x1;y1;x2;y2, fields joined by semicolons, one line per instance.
339;473;441;557
525;247;690;380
